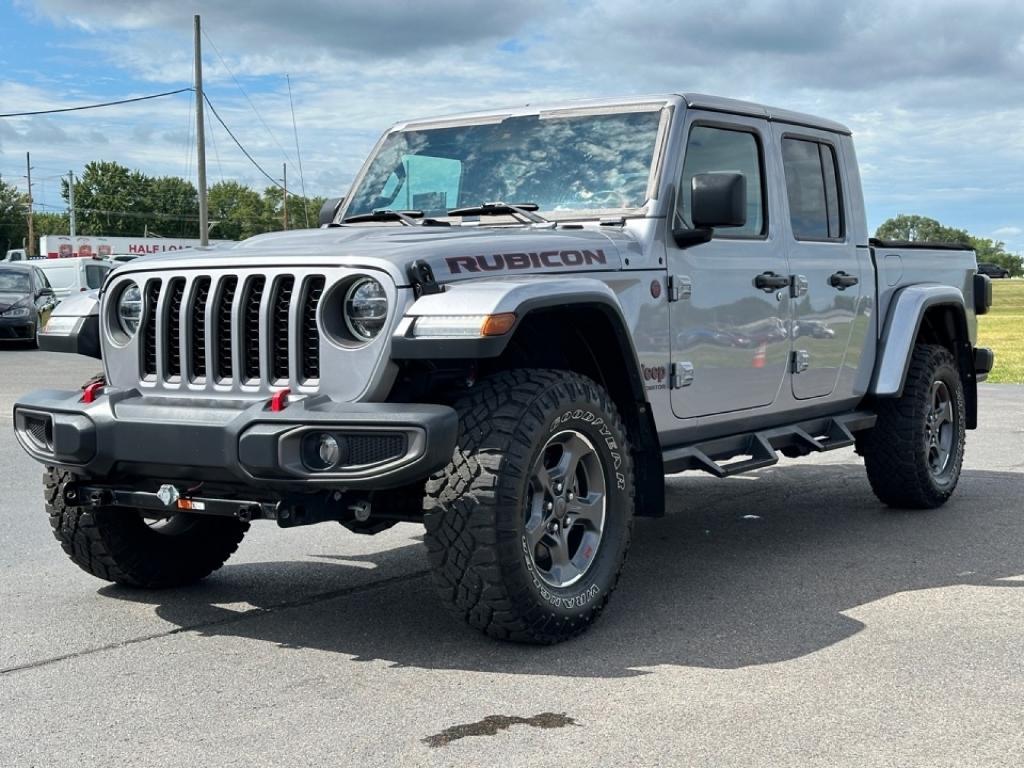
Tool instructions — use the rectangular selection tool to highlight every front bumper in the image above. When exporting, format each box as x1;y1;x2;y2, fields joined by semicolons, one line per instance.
12;388;458;490
0;316;34;339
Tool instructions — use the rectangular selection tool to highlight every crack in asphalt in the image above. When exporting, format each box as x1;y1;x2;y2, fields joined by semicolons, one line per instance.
0;568;430;676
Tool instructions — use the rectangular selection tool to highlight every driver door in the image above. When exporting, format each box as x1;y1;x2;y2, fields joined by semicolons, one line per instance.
667;114;791;419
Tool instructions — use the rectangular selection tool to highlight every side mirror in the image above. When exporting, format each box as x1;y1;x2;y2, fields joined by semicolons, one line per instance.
319;197;345;227
37;287;55;298
671;173;746;249
692;172;746;229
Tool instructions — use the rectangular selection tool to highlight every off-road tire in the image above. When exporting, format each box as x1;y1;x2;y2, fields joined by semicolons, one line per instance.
423;369;635;644
860;344;966;509
45;468;249;587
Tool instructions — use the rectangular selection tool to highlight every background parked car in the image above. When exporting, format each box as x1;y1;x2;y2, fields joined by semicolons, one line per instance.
977;262;1011;279
36;257;115;299
0;263;58;346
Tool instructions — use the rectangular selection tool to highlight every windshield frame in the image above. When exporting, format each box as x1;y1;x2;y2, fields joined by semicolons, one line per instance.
336;101;674;225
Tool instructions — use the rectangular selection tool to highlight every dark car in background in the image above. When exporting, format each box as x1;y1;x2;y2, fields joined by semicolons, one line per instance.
977;262;1011;279
0;264;58;346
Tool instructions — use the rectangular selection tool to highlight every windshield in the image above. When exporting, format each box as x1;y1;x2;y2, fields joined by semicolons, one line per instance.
345;107;665;220
0;270;31;292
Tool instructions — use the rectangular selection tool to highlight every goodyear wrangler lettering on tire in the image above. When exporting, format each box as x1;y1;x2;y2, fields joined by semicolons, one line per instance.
423;368;635;644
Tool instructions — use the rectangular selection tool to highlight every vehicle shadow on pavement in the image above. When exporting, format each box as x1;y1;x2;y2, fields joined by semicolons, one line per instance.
100;464;1024;678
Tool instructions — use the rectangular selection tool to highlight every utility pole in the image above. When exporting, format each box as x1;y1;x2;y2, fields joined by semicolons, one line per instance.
194;14;209;245
25;152;35;257
282;162;288;230
67;170;77;237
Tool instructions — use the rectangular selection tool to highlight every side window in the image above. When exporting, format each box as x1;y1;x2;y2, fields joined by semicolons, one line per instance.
677;125;765;238
36;269;51;289
85;264;110;289
781;137;843;240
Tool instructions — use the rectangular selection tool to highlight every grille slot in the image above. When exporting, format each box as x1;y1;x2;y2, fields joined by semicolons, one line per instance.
270;276;295;383
214;277;238;382
142;280;161;378
164;278;186;380
190;277;211;381
301;276;325;381
240;277;266;383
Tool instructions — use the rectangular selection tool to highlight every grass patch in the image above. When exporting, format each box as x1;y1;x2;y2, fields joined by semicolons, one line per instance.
978;279;1024;383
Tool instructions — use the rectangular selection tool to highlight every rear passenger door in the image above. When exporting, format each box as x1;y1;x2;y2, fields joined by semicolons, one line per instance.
776;128;866;400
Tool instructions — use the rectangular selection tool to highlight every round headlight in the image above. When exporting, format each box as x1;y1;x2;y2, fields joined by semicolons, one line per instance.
343;277;388;341
116;281;142;337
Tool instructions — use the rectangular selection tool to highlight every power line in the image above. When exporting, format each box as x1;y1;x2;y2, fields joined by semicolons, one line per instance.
202;94;285;191
31;201;201;222
202;29;292;165
0;88;193;118
287;74;310;228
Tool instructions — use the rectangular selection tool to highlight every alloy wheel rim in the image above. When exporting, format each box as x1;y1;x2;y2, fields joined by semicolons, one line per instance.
523;429;607;589
925;379;955;477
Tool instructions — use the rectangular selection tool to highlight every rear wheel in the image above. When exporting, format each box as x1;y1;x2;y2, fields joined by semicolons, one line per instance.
423;369;634;644
45;468;248;588
860;344;966;509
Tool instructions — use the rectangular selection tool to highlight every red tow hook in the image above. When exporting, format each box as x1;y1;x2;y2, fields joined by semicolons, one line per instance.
270;388;291;412
82;380;105;404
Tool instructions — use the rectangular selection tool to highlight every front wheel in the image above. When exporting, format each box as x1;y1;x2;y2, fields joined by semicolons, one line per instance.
859;344;966;509
45;469;249;588
424;369;634;644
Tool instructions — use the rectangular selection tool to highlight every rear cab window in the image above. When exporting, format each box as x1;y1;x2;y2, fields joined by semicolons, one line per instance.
781;137;844;240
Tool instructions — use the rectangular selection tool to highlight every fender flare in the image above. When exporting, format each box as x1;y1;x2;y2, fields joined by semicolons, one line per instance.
871;284;969;397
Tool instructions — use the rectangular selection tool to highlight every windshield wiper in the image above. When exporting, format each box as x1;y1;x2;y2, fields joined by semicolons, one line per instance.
343;208;424;226
447;201;550;225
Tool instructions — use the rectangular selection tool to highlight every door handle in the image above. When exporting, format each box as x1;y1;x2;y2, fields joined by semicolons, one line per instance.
829;271;859;290
754;271;791;292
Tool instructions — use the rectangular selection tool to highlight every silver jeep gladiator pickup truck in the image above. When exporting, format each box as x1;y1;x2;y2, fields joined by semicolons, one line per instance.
14;94;994;643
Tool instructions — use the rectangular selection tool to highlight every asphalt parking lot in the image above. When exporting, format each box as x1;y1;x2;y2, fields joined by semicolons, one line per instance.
1;343;1022;767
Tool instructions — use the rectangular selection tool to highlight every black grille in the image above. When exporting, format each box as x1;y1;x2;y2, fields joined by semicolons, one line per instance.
345;433;407;466
214;277;238;381
142;280;161;377
164;278;185;379
240;277;266;382
301;276;325;381
270;276;295;383
190;277;211;380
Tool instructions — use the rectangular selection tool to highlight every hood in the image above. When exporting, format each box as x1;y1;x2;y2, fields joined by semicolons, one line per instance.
0;290;31;313
112;225;635;286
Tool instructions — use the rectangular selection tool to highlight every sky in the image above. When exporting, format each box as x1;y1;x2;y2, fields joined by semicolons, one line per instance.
0;0;1021;249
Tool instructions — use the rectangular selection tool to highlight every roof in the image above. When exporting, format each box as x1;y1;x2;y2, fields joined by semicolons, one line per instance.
390;93;852;136
679;93;852;135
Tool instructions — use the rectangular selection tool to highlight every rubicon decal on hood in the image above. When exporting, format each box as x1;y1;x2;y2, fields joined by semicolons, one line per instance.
446;249;608;274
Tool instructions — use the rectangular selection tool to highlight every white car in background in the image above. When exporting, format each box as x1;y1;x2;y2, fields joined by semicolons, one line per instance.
35;257;115;299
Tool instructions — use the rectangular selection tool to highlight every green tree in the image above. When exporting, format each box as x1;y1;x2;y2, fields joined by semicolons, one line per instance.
65;161;151;236
148;176;199;238
875;214;971;245
876;214;1023;276
208;181;270;240
32;211;70;236
0;177;28;254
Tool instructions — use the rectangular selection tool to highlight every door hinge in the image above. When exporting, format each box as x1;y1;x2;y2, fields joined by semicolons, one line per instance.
668;275;692;302
792;350;810;373
671;361;694;389
791;274;809;298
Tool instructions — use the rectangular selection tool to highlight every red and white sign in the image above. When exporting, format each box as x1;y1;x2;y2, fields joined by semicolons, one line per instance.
38;235;233;259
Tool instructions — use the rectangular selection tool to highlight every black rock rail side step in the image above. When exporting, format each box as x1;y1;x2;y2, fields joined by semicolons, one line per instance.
662;411;876;478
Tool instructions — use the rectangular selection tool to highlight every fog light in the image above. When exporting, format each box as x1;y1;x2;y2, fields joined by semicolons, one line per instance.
301;432;349;471
319;434;340;467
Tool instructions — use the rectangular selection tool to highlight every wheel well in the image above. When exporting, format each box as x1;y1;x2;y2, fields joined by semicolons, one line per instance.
916;304;977;429
483;306;665;517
